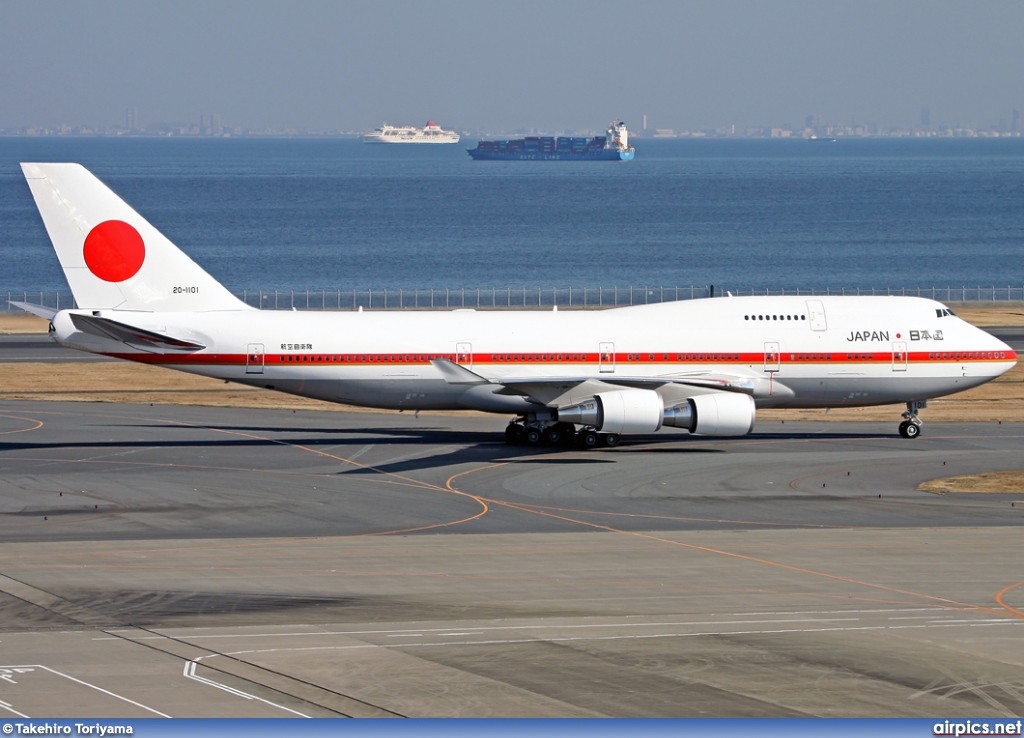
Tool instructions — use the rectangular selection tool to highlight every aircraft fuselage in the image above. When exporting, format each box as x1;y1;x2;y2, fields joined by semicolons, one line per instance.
50;295;1015;414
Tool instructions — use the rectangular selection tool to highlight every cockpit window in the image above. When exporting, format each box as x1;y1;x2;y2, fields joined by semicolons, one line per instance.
935;308;956;318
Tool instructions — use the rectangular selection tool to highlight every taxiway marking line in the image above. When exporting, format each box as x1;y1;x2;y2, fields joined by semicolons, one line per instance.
0;664;170;717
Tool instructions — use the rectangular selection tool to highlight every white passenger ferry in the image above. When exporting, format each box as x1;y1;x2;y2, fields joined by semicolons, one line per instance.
362;121;460;144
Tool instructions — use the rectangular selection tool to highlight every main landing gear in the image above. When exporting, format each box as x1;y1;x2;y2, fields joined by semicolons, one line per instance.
504;418;620;448
898;400;926;439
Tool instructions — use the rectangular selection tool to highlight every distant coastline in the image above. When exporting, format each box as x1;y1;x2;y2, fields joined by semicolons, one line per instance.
2;125;1020;141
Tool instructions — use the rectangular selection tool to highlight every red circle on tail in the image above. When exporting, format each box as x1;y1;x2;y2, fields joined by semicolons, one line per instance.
83;220;146;282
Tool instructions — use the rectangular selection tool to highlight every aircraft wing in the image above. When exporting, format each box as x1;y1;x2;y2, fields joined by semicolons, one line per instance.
592;372;756;393
430;358;756;406
429;357;492;385
69;313;206;352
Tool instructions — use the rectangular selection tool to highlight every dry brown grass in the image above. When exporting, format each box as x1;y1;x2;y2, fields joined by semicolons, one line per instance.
919;471;1024;495
0;315;48;334
0;360;386;413
952;306;1024;326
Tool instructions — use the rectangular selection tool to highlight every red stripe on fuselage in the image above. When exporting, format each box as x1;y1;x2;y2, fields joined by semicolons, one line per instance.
105;348;1017;367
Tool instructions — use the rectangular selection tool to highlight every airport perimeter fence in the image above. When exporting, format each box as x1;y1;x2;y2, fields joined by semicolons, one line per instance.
5;285;1024;313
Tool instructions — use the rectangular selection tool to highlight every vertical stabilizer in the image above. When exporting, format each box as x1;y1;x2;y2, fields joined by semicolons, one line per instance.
21;163;251;312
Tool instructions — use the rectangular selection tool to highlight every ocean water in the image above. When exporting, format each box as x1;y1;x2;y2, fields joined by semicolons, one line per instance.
2;136;1023;296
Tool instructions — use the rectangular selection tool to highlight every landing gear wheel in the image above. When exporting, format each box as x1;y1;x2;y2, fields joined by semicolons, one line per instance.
579;430;600;448
900;400;926;440
899;420;921;439
545;423;575;446
601;433;621;447
524;428;543;445
504;424;524;445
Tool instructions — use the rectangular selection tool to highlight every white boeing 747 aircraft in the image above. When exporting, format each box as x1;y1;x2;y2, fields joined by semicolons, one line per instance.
15;163;1018;446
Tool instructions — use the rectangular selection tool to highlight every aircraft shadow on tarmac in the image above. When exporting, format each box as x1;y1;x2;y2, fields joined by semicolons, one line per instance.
0;424;608;476
1;421;899;480
0;424;896;454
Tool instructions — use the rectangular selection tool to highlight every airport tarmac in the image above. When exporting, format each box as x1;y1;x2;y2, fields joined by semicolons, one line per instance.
1;400;1023;717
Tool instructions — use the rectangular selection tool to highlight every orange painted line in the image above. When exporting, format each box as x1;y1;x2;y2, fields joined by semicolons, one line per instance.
439;458;1017;618
0;414;45;434
995;581;1024;619
154;419;494;534
0;406;491;539
495;500;853;529
8;405;1020;621
486;496;1015;617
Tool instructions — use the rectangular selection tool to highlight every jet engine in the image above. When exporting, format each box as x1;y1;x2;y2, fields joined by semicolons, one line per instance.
663;392;756;436
556;388;663;434
557;388;755;437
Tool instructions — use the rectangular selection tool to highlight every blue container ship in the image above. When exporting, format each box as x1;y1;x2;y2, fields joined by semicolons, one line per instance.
468;120;635;161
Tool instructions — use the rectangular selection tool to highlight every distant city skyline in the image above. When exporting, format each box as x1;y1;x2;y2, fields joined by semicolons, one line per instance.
4;106;1020;139
1;1;1022;135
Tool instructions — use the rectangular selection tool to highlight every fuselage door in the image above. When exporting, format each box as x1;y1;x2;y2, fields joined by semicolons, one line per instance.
456;342;472;368
806;300;828;331
764;341;781;373
246;343;265;374
599;342;615;373
892;341;908;372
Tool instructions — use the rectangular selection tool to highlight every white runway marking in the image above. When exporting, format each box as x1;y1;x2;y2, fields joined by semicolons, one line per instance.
153;613;1024;664
0;698;31;718
183;660;310;717
0;664;170;718
95;607;1015;645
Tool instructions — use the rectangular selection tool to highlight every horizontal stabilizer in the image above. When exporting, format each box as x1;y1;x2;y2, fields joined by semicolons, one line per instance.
9;301;58;320
69;313;205;351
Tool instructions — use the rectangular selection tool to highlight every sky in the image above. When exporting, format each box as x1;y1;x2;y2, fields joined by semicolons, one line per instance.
1;0;1022;133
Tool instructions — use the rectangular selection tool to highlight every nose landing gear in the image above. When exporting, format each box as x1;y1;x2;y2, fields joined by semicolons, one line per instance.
899;400;926;439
